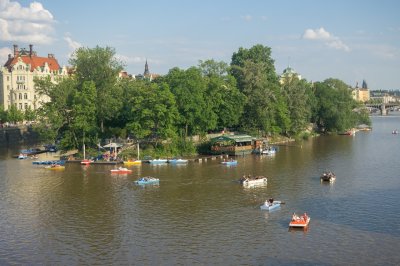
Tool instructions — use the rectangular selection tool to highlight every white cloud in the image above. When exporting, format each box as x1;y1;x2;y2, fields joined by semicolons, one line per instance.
0;0;55;44
64;34;82;51
302;27;350;52
241;14;252;21
0;46;12;64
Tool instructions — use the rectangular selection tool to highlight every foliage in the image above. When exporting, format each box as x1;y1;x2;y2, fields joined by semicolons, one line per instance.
122;79;178;144
6;104;24;124
161;67;213;136
281;78;314;135
69;46;124;133
313;78;368;132
24;106;36;121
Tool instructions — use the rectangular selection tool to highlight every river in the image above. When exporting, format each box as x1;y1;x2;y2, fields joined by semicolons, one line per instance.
0;115;399;265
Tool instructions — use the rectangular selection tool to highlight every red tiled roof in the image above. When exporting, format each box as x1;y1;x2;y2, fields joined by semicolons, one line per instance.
4;55;61;72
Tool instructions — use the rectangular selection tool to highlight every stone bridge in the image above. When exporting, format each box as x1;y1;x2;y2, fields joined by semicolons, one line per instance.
365;103;400;115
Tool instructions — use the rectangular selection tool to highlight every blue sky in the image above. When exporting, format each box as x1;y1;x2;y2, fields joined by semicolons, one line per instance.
1;0;399;90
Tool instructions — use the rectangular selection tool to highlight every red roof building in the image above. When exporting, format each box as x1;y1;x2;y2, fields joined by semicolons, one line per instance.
0;44;68;111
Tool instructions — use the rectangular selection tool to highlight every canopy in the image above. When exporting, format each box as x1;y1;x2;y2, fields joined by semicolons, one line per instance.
103;143;123;148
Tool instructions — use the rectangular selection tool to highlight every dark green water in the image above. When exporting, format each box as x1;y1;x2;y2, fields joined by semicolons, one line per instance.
0;116;399;265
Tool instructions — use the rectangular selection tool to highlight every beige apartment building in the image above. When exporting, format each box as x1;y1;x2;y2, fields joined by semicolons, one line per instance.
0;44;68;111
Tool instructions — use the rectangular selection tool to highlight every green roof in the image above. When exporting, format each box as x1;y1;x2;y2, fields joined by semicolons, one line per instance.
210;134;253;144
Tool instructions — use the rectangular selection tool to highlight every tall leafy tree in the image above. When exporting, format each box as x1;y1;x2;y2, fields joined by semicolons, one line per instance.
230;44;288;135
198;59;245;130
162;67;213;136
281;78;313;135
34;77;77;145
69;46;123;133
70;81;97;149
124;80;178;145
313;78;363;132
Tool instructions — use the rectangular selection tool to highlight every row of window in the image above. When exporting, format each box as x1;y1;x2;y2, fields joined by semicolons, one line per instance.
5;84;27;90
8;93;29;100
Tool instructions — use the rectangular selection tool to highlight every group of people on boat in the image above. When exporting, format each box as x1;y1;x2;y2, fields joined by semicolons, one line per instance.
291;212;308;222
239;174;265;183
392;129;398;134
321;171;335;180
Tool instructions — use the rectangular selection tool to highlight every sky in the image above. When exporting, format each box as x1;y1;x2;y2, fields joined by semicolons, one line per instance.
0;0;399;90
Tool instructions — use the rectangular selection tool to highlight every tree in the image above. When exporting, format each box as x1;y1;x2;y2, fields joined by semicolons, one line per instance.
24;106;36;122
313;78;365;132
198;59;245;130
123;80;178;145
6;104;24;124
231;44;278;92
230;45;289;135
281;78;314;135
70;81;97;149
69;46;124;133
162;67;213;136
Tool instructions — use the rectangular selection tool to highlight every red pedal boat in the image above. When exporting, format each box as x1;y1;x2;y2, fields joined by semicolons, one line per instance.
289;213;310;228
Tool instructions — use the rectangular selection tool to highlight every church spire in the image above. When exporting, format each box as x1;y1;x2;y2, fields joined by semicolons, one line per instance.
144;59;150;76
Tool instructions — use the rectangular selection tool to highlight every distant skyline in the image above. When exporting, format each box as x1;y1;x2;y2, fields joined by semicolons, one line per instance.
0;0;399;90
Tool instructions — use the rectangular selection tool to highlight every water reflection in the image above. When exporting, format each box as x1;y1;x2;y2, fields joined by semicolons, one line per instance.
1;116;400;264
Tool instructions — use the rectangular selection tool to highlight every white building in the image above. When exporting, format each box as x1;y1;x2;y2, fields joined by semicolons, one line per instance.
279;66;302;84
0;44;68;111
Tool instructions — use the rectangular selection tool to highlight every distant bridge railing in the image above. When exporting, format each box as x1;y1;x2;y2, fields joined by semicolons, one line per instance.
364;103;400;115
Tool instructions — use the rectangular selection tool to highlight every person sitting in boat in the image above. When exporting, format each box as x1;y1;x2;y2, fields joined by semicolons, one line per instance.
303;212;308;220
292;213;299;221
268;198;274;204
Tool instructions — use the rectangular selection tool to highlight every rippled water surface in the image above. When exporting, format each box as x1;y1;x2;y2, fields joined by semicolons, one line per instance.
1;116;400;265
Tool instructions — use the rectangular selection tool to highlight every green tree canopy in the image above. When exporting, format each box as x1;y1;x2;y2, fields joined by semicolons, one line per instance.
69;46;124;133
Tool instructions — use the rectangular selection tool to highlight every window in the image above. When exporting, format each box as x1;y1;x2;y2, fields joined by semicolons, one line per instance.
19;93;22;100
24;93;28;99
24;103;28;110
7;76;9;81
19;103;22;110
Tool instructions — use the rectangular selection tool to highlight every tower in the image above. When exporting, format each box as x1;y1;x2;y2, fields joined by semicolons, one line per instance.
144;59;150;76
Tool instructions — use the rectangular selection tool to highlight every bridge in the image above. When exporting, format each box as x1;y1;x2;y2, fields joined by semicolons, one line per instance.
364;103;400;115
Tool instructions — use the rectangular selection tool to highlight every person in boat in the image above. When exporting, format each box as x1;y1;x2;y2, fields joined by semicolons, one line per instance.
292;213;299;221
269;198;274;204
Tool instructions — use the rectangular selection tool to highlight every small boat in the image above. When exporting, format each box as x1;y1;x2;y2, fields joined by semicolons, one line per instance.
110;167;132;174
134;176;160;185
148;159;168;164
320;171;336;182
168;158;188;164
260;199;282;211
81;159;93;165
260;146;277;155
339;129;356;136
45;164;65;170
221;160;237;166
18;153;28;159
239;175;267;187
123;159;142;165
289;213;310;228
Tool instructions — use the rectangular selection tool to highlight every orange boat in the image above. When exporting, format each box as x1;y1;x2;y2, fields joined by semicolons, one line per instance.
110;167;132;174
289;213;310;228
81;159;93;165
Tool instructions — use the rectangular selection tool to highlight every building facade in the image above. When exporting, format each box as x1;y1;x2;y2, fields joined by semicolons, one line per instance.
0;44;68;111
279;66;302;84
351;80;370;103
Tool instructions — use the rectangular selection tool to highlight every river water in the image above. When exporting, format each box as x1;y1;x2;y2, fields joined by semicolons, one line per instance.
0;116;399;265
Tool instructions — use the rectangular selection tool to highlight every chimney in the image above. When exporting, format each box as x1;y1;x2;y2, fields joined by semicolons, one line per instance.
13;44;19;57
8;54;11;59
48;53;54;58
29;44;33;57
